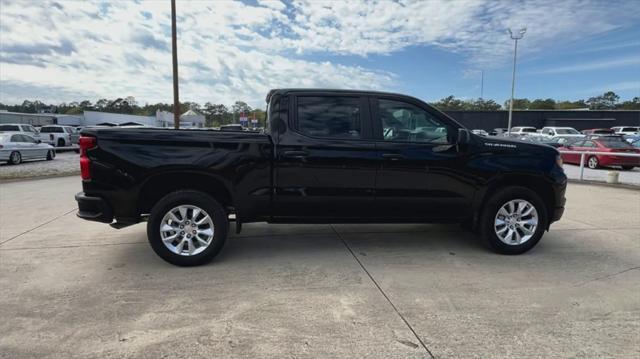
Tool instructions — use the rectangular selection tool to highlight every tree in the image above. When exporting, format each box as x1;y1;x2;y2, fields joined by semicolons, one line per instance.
469;98;501;111
529;98;556;110
555;100;587;110
503;98;530;110
617;97;640;110
430;95;467;111
587;91;619;110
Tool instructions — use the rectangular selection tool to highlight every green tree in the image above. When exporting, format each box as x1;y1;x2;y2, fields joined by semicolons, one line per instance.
529;98;556;110
503;98;530;110
587;91;620;110
430;95;467;111
468;98;501;110
617;97;640;110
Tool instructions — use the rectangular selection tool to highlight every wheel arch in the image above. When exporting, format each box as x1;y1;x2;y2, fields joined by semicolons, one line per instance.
474;174;556;230
138;171;234;216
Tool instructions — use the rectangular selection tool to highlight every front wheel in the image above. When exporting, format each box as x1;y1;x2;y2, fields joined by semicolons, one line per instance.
480;186;548;255
46;150;55;160
587;156;599;169
147;190;228;266
8;151;22;165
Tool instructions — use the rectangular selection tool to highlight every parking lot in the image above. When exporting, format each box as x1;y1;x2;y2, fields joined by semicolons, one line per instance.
0;176;639;358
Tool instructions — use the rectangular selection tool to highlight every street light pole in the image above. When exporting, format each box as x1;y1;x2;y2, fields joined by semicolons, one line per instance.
507;28;526;135
171;0;180;130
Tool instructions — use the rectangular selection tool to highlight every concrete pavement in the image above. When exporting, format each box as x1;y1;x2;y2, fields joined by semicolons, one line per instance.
0;176;639;358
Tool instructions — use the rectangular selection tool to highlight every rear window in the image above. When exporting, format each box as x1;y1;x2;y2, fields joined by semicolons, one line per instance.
597;138;634;149
297;96;362;139
522;128;537;133
622;127;639;132
40;127;64;133
0;125;20;131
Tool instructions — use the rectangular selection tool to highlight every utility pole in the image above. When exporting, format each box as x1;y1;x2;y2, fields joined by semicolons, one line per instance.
507;28;526;135
171;0;180;129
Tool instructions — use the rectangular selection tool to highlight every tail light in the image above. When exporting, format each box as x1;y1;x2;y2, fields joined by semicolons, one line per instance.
79;136;96;180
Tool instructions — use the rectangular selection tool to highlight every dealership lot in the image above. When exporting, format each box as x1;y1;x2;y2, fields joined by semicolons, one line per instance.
1;176;638;358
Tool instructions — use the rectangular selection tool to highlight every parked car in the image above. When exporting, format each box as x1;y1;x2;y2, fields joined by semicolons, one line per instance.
582;128;614;135
75;89;567;266
0;123;41;141
611;126;640;135
489;128;508;136
628;138;640;148
539;127;585;141
39;125;79;147
0;133;55;164
559;136;640;170
508;127;538;137
471;129;489;136
524;136;572;148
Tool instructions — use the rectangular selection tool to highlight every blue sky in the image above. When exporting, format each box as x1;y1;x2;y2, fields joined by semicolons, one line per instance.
0;0;638;108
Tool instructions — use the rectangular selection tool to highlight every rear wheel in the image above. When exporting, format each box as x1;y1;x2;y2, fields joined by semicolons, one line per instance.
480;186;547;255
587;156;599;169
57;138;65;147
46;150;55;160
8;151;22;165
147;190;228;266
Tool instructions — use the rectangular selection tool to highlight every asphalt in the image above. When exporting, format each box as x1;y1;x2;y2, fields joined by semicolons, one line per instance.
0;176;639;358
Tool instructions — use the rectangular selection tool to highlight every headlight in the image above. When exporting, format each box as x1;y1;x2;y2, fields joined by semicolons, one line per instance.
556;154;563;168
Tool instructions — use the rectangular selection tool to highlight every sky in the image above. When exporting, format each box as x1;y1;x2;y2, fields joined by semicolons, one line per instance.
0;0;639;109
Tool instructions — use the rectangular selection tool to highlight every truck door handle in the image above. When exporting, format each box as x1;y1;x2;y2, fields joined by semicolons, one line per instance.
382;153;404;160
283;150;309;159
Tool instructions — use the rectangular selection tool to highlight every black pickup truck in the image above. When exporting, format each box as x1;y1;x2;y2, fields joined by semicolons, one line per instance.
76;89;566;266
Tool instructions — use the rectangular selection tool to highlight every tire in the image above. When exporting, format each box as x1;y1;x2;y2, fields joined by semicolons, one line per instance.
57;138;65;147
147;190;228;266
587;156;599;169
621;166;634;171
480;186;548;255
46;150;55;160
8;151;22;165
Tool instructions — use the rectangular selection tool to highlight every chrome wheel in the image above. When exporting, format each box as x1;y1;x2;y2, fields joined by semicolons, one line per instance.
160;205;214;256
494;199;538;245
588;156;598;169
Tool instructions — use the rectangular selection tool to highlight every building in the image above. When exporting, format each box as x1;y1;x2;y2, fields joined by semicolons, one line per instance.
0;110;82;127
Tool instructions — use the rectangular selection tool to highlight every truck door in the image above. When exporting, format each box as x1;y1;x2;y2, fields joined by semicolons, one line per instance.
371;96;474;221
273;94;378;220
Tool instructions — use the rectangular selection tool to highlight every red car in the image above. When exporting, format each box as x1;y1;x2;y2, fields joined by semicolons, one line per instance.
559;136;640;170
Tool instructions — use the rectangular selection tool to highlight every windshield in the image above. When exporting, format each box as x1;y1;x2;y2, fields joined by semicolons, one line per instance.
0;125;20;131
556;128;580;134
598;138;634;149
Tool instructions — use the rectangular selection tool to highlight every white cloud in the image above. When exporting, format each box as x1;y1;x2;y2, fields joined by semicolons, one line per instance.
532;56;640;74
0;0;638;106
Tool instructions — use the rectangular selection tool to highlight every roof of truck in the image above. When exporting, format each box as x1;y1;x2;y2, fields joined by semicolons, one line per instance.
266;88;425;103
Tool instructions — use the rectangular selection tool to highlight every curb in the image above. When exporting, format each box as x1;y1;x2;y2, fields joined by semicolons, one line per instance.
0;172;80;184
567;178;640;191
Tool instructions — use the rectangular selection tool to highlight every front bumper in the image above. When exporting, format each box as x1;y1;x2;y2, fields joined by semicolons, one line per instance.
75;192;113;223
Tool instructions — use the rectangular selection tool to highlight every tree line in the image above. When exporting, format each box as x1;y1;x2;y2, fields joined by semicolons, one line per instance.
0;98;266;128
0;91;637;127
433;91;639;111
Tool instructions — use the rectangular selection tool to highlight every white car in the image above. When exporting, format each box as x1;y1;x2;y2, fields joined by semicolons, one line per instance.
611;126;640;135
471;129;489;136
539;127;585;141
0;132;55;164
507;126;539;137
0;123;41;141
39;125;79;147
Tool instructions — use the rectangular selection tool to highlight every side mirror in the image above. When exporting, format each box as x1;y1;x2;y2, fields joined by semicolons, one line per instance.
456;128;471;145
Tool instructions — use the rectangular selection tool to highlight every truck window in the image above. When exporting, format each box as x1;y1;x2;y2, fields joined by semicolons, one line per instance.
379;99;449;143
297;96;361;139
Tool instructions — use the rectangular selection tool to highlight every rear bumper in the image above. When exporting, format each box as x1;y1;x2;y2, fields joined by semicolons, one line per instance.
75;192;113;223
